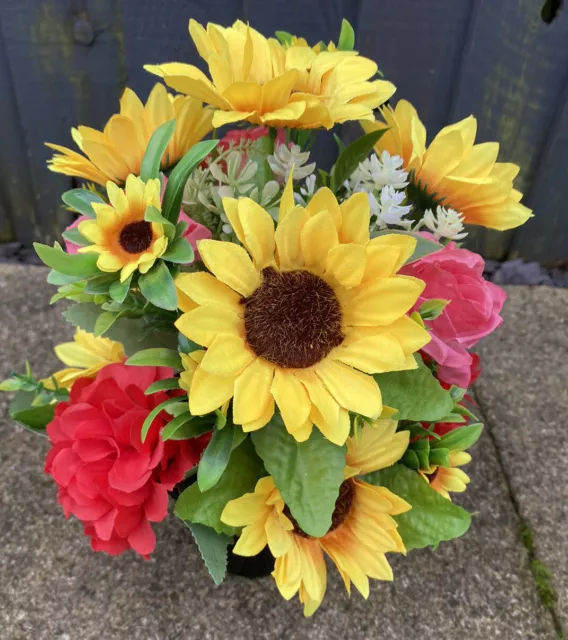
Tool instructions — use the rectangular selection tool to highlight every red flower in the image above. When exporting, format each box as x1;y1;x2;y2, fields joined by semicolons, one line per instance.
45;363;209;558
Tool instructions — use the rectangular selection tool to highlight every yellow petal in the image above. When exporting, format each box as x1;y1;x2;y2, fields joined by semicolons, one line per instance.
333;333;407;374
96;252;124;272
300;211;338;272
199;334;254;376
233;520;268;556
221;493;268;527
175;271;242;313
233;358;274;425
237;198;276;269
175;305;242;348
265;512;293;558
339;193;370;245
77;220;104;245
278;172;295;223
326;243;367;288
242;396;275;433
199;240;261;297
270;369;311;433
306;188;341;230
347;421;410;473
189;366;235;415
364;234;417;278
275;206;309;270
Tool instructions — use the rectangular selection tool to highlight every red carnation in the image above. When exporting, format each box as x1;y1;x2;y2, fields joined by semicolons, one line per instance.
45;363;209;558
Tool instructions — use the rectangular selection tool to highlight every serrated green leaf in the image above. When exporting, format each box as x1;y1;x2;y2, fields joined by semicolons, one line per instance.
139;260;178;310
198;423;235;492
34;243;100;278
330;129;387;193
374;358;454;422
61;189;104;218
372;230;443;264
94;311;118;337
162;237;194;264
126;348;182;370
433;424;484;452
109;274;132;303
162;139;219;223
144;377;180;395
141;397;184;442
337;18;355;51
365;463;471;550
140;119;176;181
251;413;346;537
61;227;90;248
175;439;264;535
184;521;231;585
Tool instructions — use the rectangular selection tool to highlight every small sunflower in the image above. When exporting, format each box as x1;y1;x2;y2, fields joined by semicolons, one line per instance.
221;419;411;615
420;450;471;500
43;330;125;390
145;20;395;130
46;83;213;185
78;175;168;282
175;181;430;445
363;99;533;231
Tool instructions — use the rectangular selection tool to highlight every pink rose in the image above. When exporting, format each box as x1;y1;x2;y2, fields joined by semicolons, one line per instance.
63;215;90;255
402;243;506;388
219;126;286;150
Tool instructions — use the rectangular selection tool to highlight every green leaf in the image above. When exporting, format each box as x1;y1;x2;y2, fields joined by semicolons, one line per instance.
365;464;471;550
419;298;450;321
109;274;132;303
94;311;118;337
372;230;443;263
429;448;450;467
184;522;231;585
139;260;178;310
144;205;175;240
61;189;104;218
433;424;484;452
62;302;102;331
83;274;117;295
141;397;184;442
275;30;293;45
178;333;201;354
165;416;213;441
144;377;180;395
47;270;84;286
198;423;236;492
251;413;346;537
374;358;453;422
61;227;90;248
162;412;191;440
330;129;387;193
34;243;100;278
9;390;53;433
337;19;355;51
0;377;22;392
162;237;194;264
139;119;176;181
126;348;182;370
175;439;264;535
162;139;219;223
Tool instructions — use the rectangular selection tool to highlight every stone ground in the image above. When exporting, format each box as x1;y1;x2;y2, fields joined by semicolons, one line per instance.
0;264;565;640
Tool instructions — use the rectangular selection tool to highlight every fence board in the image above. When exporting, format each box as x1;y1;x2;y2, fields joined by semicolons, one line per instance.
448;0;568;259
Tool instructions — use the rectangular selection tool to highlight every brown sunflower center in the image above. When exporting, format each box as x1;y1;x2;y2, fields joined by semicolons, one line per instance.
119;221;153;254
283;480;355;538
242;267;344;368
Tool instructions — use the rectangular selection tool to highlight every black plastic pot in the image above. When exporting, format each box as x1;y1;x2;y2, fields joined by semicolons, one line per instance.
226;544;275;579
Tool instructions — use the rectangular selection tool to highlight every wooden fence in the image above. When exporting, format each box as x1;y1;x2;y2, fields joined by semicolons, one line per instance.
1;0;568;263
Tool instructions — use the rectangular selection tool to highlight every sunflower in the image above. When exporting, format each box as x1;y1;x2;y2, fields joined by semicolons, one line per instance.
419;450;471;500
78;175;168;282
363;99;533;231
221;419;411;615
43;330;125;390
175;180;430;445
145;20;395;130
46;83;214;185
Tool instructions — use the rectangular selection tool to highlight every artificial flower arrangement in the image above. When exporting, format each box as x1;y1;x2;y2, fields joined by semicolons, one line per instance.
1;19;531;616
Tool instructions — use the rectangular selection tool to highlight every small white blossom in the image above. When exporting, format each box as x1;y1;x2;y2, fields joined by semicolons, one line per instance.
373;186;412;230
294;174;317;204
348;151;409;192
423;206;467;241
268;143;316;181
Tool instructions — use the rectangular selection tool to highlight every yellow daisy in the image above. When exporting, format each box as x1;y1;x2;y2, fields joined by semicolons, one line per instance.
78;175;167;282
174;180;430;445
145;19;395;130
43;330;125;390
363;99;533;231
221;419;411;615
46;83;213;185
419;450;471;501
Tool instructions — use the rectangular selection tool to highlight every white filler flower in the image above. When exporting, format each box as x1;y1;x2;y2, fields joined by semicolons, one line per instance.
423;206;467;241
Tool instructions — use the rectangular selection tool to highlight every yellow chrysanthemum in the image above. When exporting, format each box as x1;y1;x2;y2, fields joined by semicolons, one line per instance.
78;175;167;282
145;20;395;130
363;99;533;231
419;450;471;501
221;419;411;615
174;179;430;446
46;83;213;185
43;329;125;390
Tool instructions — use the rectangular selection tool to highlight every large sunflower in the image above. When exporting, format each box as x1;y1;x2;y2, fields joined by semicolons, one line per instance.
363;99;533;231
78;175;167;282
175;181;430;445
46;84;213;185
43;330;125;390
221;419;411;615
145;20;395;130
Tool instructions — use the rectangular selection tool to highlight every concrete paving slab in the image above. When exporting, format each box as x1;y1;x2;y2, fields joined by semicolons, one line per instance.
0;266;557;639
476;285;568;633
